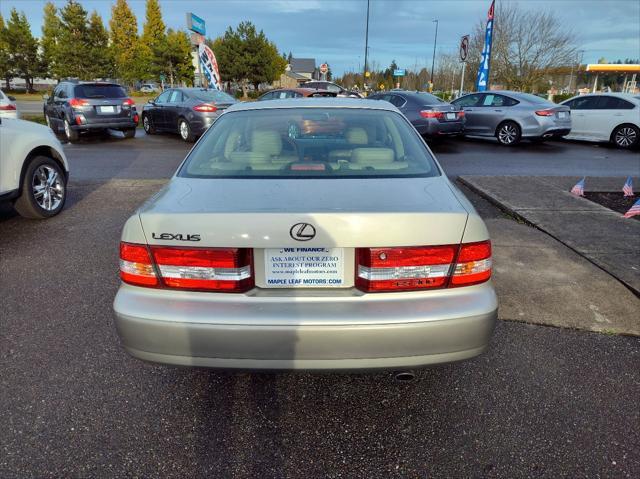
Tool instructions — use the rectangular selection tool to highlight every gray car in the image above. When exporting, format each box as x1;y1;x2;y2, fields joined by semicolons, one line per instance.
141;88;236;142
113;98;497;371
451;91;571;145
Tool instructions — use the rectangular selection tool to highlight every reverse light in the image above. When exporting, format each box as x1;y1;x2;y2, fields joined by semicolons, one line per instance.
119;243;158;287
193;103;217;113
419;110;444;119
535;109;555;116
69;98;90;108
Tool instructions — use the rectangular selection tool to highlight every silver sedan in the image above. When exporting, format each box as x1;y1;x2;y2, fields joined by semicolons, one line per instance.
451;91;571;145
113;98;497;371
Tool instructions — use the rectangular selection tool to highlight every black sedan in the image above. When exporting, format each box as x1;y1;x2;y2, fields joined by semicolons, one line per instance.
367;91;464;139
141;88;236;142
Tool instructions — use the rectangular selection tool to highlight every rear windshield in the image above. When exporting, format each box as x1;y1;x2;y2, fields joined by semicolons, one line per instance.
517;93;551;104
189;90;236;103
179;108;440;179
410;92;444;103
75;84;127;99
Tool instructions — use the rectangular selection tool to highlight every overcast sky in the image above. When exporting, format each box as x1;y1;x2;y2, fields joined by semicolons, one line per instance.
2;0;639;75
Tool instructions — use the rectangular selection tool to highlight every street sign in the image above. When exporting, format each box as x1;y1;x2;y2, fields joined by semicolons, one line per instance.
460;35;470;62
365;71;371;78
186;12;206;36
393;69;405;77
319;63;328;74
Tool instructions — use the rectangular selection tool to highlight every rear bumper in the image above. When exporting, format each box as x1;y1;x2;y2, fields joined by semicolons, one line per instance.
413;119;464;137
71;121;137;130
113;282;498;371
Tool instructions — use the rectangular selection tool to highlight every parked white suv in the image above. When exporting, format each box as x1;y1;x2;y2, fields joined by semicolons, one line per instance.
0;117;69;218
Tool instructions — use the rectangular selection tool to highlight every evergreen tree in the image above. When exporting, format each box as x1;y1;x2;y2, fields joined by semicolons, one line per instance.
87;11;112;79
109;0;141;84
41;2;61;78
56;0;91;79
4;9;41;91
162;29;194;86
0;14;12;90
141;0;166;79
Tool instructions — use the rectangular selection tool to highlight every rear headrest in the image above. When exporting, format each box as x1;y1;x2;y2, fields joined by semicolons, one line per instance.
224;130;242;158
251;129;282;157
351;148;394;165
346;127;368;145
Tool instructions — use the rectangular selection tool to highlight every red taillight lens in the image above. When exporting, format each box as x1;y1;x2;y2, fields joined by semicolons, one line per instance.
69;98;89;108
133;114;139;123
122;98;135;107
120;243;158;287
151;246;253;292
419;110;444;119
0;104;16;111
457;110;465;118
356;240;492;292
356;245;457;292
193;103;217;112
535;109;555;117
450;241;492;287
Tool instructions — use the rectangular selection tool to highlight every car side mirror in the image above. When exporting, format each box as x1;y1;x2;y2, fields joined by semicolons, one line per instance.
8;95;16;101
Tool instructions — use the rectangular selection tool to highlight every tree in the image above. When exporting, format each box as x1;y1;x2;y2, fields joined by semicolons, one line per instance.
141;0;166;80
109;0;141;84
160;29;194;86
87;11;112;79
4;9;41;92
56;0;91;79
41;2;61;78
0;14;11;90
467;2;577;92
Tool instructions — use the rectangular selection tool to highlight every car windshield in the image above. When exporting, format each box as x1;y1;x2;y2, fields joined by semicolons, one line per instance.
190;90;236;103
75;84;127;99
180;107;440;179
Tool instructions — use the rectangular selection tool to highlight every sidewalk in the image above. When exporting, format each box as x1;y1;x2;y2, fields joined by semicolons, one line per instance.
460;176;640;296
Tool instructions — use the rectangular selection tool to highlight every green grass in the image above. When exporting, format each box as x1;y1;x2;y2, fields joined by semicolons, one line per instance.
7;91;155;104
21;114;47;125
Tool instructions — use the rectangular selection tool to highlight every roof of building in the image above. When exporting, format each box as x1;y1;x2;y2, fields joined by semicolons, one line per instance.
290;58;316;73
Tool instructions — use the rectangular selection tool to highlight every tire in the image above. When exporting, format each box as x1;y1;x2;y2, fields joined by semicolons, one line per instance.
611;124;639;149
14;156;67;219
64;118;79;142
179;118;195;142
44;112;53;131
142;114;156;134
496;121;521;146
123;128;136;139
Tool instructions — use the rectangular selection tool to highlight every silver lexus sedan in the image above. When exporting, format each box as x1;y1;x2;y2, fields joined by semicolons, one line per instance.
113;98;498;371
451;91;571;145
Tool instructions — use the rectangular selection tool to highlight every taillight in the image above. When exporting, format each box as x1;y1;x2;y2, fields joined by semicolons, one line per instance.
122;98;135;107
69;98;90;108
120;243;158;287
419;110;444;119
356;240;492;292
133;114;139;123
151;246;253;292
535;109;555;116
193;103;217;112
450;241;492;287
457;110;465;118
0;104;16;111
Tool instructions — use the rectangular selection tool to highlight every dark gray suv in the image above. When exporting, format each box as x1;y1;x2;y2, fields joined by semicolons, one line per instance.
44;81;139;142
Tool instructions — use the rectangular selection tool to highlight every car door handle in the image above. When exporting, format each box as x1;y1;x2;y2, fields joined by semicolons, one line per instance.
493;109;502;112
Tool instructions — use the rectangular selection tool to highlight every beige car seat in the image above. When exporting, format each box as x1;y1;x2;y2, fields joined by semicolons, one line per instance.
328;127;369;161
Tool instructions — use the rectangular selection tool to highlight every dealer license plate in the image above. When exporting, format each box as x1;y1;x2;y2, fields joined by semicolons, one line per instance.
446;112;457;120
264;247;345;288
98;106;116;114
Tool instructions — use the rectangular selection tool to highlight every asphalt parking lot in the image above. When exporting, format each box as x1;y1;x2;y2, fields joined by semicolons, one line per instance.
2;132;639;478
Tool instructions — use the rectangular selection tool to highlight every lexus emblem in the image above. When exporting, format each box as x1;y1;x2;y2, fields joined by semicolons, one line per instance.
290;223;316;241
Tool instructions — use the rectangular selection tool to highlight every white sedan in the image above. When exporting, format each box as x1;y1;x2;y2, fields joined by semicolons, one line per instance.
0;117;69;218
0;89;18;119
561;93;640;148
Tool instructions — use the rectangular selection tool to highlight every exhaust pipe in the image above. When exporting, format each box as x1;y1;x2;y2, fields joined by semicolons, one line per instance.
393;371;416;382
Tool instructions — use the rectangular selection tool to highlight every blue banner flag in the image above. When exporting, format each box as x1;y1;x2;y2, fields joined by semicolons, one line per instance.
475;0;495;92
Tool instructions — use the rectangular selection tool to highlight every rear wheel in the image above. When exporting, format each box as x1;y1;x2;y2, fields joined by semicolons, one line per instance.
612;124;639;149
496;121;521;146
179;118;195;142
142;114;155;134
64;118;79;142
14;156;67;219
123;128;136;139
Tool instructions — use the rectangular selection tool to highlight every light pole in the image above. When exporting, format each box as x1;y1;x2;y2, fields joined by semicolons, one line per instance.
363;0;370;89
430;19;439;89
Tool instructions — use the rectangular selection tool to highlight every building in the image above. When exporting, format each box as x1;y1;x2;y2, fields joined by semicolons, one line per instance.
289;58;316;79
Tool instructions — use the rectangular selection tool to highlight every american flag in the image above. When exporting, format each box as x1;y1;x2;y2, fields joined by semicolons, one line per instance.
623;177;634;197
623;198;640;218
570;178;585;197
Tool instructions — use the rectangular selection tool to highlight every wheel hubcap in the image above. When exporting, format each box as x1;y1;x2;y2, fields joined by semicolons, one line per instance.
33;165;64;211
64;121;71;138
143;117;150;132
615;127;637;147
180;121;189;139
499;125;517;144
